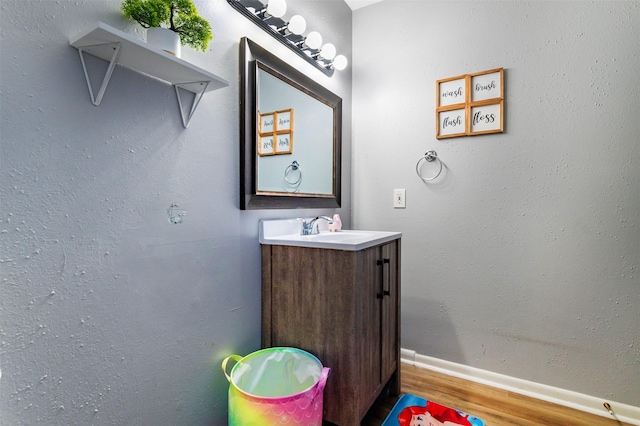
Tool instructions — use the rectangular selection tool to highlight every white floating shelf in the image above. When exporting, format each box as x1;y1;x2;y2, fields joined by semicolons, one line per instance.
69;22;229;128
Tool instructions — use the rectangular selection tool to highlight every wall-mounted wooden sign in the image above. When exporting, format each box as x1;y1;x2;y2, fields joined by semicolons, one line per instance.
437;107;466;138
436;68;503;139
258;108;294;155
437;74;467;108
470;102;503;135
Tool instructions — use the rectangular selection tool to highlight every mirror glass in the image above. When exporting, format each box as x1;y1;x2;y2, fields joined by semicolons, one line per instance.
240;38;342;210
256;67;334;195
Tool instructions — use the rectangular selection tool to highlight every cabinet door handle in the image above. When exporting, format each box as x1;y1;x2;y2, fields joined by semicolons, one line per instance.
383;258;391;296
376;259;384;299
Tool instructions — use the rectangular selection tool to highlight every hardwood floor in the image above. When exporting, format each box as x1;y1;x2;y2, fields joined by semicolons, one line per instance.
360;363;633;426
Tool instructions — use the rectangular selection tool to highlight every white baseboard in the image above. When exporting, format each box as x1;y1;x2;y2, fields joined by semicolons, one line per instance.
400;348;640;425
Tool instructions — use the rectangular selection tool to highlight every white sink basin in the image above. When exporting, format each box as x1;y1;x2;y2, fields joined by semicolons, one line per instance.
259;218;401;251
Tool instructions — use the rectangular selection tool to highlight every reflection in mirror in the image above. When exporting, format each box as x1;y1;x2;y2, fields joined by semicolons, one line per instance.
240;37;342;210
257;66;334;195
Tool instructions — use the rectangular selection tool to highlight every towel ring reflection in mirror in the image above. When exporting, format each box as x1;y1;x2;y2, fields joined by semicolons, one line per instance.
284;160;302;191
416;150;443;181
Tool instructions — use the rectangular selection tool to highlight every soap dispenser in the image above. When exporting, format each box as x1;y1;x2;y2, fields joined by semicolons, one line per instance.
328;214;342;232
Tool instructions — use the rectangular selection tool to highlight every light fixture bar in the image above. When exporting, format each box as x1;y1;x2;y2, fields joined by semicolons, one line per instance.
227;0;334;76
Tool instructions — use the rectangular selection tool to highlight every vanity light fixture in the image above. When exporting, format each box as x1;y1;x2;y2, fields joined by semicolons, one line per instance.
332;55;348;71
320;43;336;60
265;0;286;18
283;15;306;36
227;0;348;76
303;31;323;51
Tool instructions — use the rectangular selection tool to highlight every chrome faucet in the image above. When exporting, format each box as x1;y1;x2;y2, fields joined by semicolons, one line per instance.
300;216;334;235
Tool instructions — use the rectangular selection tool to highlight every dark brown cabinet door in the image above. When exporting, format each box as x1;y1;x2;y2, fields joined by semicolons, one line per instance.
355;245;383;414
380;242;400;394
261;239;401;425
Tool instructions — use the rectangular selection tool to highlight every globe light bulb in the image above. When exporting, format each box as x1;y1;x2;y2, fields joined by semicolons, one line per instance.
320;43;336;60
266;0;287;18
304;31;322;50
287;15;306;35
332;55;348;70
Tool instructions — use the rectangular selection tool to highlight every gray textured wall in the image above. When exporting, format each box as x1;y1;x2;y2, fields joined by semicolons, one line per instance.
352;0;639;406
0;1;351;424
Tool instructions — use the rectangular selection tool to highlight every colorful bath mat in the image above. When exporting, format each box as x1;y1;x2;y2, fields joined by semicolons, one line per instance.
382;394;485;426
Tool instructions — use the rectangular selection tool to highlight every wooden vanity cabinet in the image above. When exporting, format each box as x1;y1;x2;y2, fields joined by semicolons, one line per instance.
261;238;401;425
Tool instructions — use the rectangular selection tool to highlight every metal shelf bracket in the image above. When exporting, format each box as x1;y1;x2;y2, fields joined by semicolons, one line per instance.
174;81;210;129
77;42;121;106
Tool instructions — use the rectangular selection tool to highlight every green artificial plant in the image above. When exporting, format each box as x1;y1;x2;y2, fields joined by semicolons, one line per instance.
121;0;213;51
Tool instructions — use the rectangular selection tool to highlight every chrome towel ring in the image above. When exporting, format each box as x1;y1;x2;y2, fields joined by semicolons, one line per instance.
416;150;443;181
284;160;302;191
284;161;302;184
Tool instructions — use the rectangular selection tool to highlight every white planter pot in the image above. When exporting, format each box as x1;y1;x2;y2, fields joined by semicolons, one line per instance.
146;27;181;57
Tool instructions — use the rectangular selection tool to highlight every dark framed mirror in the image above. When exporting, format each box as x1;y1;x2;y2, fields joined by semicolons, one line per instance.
239;37;342;210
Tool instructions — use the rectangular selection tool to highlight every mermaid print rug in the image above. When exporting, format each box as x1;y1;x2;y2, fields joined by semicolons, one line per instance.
381;394;485;426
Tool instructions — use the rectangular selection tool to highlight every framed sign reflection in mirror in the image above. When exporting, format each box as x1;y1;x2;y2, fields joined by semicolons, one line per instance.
258;109;294;156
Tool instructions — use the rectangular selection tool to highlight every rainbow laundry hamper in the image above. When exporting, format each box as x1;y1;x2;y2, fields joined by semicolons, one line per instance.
222;347;330;426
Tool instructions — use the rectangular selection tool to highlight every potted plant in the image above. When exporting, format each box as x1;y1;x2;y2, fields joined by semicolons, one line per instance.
121;0;213;56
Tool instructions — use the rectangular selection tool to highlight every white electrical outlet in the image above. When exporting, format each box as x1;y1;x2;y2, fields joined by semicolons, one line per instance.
393;189;406;208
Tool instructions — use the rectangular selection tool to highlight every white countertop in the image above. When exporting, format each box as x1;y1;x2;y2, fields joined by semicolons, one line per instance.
259;218;401;251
